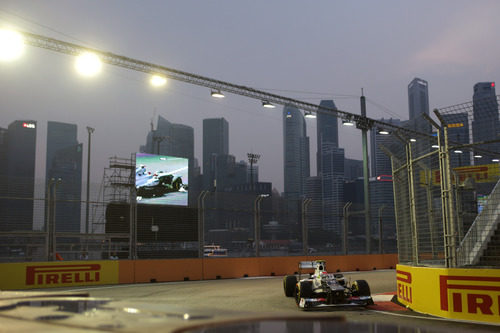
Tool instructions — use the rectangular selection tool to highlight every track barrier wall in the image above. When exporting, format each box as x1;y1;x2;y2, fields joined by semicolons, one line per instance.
397;264;500;325
0;254;397;290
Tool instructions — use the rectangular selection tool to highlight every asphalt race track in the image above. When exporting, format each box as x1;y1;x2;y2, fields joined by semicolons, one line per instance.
0;270;498;332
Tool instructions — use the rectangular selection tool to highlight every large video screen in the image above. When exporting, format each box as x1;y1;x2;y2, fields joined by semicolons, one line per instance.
136;153;188;206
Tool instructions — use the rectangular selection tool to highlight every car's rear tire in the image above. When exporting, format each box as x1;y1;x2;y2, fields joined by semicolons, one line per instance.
295;281;313;305
283;275;297;297
352;279;371;296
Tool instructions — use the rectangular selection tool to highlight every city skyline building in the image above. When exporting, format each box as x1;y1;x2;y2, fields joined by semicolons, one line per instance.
46;121;82;232
283;105;310;234
441;113;470;169
472;82;499;164
370;118;404;178
203;118;229;190
283;105;310;200
320;143;345;233
140;115;195;204
408;78;432;158
316;100;339;175
1;120;37;231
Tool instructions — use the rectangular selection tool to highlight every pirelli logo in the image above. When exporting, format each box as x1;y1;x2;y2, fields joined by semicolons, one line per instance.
440;275;500;315
397;270;412;303
26;264;101;286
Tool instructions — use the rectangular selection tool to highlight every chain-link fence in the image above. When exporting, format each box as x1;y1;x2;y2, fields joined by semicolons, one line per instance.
385;96;500;268
5;96;497;265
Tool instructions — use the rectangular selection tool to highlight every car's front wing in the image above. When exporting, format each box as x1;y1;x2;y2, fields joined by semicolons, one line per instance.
298;296;373;309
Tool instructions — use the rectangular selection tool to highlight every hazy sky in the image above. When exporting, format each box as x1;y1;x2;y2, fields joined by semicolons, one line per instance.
1;1;499;192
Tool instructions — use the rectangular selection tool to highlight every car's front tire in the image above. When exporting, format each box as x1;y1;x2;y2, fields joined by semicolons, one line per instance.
352;279;371;296
295;281;313;306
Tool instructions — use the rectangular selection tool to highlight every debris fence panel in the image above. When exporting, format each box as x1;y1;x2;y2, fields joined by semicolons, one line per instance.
388;96;500;268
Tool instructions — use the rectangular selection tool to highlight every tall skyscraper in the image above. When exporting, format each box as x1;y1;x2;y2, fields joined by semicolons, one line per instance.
441;113;470;169
203;118;229;190
141;115;195;204
142;116;194;160
472;82;499;163
344;158;363;181
304;176;322;230
320;143;344;232
1;120;37;231
316;100;339;174
408;78;431;157
283;105;310;234
283;105;310;200
370;118;404;177
46;121;82;232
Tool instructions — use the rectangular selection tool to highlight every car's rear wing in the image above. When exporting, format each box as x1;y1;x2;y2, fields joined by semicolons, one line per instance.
298;261;317;279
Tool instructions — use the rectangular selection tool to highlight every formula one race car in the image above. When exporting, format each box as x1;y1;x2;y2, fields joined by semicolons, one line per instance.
136;172;185;198
283;260;374;310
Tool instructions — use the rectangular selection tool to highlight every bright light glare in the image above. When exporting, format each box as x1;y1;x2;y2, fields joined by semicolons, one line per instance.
379;130;390;135
410;138;417;142
150;75;167;87
211;90;224;98
432;145;439;149
0;29;24;61
75;52;102;77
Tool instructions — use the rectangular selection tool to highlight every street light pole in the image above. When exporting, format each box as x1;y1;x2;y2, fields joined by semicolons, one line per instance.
46;178;55;261
254;194;269;257
378;204;387;254
343;202;352;255
197;190;209;258
360;92;371;254
52;178;62;260
302;198;312;255
85;126;94;235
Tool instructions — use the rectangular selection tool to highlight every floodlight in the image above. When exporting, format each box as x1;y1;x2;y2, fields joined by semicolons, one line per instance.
304;110;316;119
150;75;167;87
262;100;275;108
0;29;24;61
75;52;102;77
211;89;225;98
342;118;355;126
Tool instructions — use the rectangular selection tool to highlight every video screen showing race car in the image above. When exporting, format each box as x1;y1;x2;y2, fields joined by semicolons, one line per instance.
135;153;188;206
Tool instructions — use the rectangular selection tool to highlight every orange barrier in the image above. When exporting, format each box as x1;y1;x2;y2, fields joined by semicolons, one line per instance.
120;254;397;284
0;254;397;290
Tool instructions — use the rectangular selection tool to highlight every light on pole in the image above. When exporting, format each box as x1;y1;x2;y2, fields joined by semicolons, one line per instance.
52;178;62;260
343;202;353;255
254;194;269;257
46;178;56;261
302;198;312;255
198;190;209;258
378;204;387;254
85;126;94;235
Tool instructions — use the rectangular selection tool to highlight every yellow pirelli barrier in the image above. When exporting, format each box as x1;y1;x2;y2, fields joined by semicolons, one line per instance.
0;261;119;290
397;264;500;324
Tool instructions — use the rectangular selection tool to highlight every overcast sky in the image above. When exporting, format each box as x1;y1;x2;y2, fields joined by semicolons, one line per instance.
1;0;499;192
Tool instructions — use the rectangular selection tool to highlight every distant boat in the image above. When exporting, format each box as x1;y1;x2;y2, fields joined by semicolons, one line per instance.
204;244;228;257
